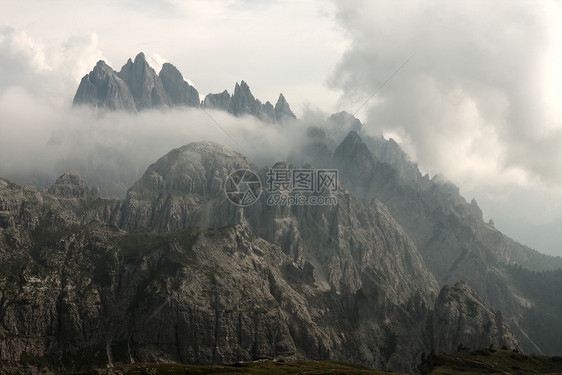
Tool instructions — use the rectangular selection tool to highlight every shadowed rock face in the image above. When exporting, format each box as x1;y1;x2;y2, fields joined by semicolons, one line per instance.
0;141;520;374
159;62;200;107
117;52;171;110
72;60;136;111
429;282;520;353
275;93;297;122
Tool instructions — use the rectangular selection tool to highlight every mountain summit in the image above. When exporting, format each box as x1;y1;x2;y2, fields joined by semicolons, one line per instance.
117;52;171;109
72;60;136;111
74;52;198;111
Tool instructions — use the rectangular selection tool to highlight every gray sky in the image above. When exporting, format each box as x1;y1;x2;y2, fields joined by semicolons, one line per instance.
0;0;345;113
1;0;561;256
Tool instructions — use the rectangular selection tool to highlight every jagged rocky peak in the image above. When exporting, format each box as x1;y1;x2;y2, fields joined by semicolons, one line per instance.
73;52;204;111
73;60;136;111
468;198;484;222
231;80;257;114
117;52;170;109
332;130;393;203
47;171;100;199
73;54;296;121
159;62;200;107
230;80;271;120
274;93;296;122
263;100;275;120
430;281;520;353
202;80;296;123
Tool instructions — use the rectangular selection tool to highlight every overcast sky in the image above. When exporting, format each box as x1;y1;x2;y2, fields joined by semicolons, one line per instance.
1;0;561;256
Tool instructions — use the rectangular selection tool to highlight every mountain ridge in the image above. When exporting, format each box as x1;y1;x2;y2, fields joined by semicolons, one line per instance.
73;52;296;122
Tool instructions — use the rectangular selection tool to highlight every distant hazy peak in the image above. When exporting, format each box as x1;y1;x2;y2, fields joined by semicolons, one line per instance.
47;171;100;199
202;80;296;123
334;130;375;166
328;111;363;133
275;93;296;121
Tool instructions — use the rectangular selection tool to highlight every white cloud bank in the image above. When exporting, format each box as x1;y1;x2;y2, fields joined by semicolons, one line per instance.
330;0;562;189
328;0;562;255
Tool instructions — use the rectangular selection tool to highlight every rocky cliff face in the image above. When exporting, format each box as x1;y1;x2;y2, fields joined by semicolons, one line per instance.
119;142;246;232
0;142;519;374
429;282;520;353
72;61;136;111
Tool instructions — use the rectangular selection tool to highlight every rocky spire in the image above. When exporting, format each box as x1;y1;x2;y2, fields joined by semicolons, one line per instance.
73;60;136;111
274;93;296;121
72;53;298;122
159;62;200;107
230;80;271;120
117;52;170;109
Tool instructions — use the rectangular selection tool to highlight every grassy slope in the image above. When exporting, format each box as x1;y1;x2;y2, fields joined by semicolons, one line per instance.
69;360;405;375
420;348;562;375
68;350;562;375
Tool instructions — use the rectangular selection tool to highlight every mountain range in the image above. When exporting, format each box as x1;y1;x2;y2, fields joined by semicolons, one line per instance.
0;52;561;374
73;52;296;122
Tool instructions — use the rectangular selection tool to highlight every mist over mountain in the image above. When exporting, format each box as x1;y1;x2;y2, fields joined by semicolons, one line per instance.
1;48;562;374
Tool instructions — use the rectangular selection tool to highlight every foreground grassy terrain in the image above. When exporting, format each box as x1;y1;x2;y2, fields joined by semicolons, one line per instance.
69;360;404;375
70;350;562;375
419;348;562;374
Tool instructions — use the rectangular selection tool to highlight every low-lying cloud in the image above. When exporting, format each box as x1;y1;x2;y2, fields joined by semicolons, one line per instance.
329;0;562;190
0;27;331;197
0;88;326;197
